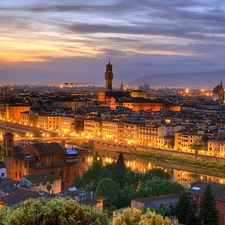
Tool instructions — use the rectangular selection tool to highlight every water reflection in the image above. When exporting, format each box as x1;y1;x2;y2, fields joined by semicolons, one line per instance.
87;150;225;187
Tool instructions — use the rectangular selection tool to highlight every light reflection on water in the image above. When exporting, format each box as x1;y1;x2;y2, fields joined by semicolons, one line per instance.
86;149;225;187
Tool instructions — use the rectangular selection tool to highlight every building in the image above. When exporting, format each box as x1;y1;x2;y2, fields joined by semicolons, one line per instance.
6;104;31;122
60;187;103;213
174;130;202;151
21;173;62;194
84;119;102;138
2;132;89;190
105;61;113;92
189;181;225;225
131;193;181;211
218;80;224;104
0;188;49;209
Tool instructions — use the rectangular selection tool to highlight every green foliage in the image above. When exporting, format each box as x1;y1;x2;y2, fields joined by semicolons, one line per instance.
201;135;209;147
0;197;102;225
133;150;225;170
113;152;127;189
155;204;172;217
138;177;184;197
95;178;122;208
189;144;206;150
198;184;220;225
46;184;52;193
77;152;183;212
113;208;176;225
174;192;197;225
80;152;104;191
141;168;171;183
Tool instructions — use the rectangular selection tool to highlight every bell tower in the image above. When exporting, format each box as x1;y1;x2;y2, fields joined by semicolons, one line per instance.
105;61;113;92
3;132;14;163
219;80;224;104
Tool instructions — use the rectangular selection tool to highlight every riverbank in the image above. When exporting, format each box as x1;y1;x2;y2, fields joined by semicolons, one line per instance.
66;139;225;172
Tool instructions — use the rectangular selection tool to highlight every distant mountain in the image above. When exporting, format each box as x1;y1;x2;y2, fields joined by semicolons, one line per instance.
128;69;225;88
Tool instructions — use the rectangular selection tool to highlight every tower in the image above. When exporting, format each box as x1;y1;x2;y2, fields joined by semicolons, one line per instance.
3;132;14;178
105;61;113;92
219;80;224;104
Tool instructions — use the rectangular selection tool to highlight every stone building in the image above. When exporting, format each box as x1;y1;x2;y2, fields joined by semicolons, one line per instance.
2;132;89;190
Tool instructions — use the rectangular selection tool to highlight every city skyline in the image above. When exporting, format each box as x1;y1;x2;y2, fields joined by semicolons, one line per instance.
1;0;225;85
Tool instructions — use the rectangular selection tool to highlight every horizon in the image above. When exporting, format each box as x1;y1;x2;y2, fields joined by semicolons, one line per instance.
1;1;225;85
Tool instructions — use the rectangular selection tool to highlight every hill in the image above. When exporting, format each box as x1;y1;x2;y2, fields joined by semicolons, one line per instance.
128;69;225;88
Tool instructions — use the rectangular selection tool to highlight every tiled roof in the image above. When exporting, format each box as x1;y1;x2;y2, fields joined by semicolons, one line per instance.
29;142;65;155
132;193;181;210
24;173;61;183
190;181;225;202
0;177;19;194
0;188;42;206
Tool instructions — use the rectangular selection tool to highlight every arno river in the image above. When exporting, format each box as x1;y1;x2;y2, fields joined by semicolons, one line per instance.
85;149;225;188
1;126;225;188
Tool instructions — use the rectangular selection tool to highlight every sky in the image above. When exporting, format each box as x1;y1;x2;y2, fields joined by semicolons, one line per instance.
1;0;225;85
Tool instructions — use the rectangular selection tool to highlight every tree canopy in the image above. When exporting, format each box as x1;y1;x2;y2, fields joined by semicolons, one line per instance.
76;152;184;213
95;178;122;208
174;192;197;225
114;208;178;225
138;177;184;197
198;184;219;225
0;197;107;225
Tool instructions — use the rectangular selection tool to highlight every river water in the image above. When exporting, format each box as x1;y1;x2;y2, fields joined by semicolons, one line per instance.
1;128;225;188
85;149;225;188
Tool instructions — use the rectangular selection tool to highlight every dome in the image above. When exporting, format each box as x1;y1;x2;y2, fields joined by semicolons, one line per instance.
213;85;220;95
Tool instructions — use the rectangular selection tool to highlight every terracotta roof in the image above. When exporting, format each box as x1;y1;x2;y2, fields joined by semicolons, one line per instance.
0;188;43;206
29;142;65;155
24;173;61;183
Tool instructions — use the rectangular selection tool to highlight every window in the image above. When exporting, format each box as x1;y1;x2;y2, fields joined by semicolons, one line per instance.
42;181;47;185
50;180;54;184
59;171;64;177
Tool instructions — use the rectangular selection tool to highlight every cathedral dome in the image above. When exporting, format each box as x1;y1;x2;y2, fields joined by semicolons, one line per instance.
213;85;220;95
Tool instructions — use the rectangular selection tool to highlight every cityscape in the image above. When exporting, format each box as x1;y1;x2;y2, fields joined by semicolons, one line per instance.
1;1;225;225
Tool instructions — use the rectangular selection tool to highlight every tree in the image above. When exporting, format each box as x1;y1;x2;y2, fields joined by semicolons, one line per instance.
113;152;127;189
95;178;121;208
0;197;102;225
174;192;197;225
114;208;177;225
80;152;104;191
198;183;220;225
46;184;52;193
141;168;171;183
201;135;209;147
138;177;184;197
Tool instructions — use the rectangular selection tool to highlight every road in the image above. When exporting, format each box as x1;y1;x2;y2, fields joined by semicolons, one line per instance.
0;120;57;138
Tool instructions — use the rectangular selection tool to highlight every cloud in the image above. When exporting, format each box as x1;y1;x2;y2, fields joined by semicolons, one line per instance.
0;0;225;85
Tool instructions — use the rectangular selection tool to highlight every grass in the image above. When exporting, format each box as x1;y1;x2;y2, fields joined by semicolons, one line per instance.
132;150;225;170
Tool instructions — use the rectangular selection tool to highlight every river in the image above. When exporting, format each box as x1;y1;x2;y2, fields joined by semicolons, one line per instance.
1;127;225;188
84;149;225;188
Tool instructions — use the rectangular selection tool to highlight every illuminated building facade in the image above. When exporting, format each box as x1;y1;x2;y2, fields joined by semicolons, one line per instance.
84;119;102;138
174;131;202;151
6;104;30;122
2;132;89;189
